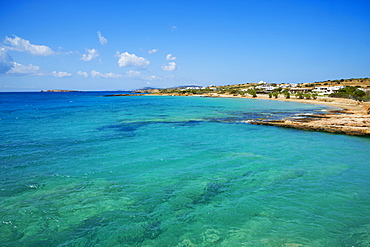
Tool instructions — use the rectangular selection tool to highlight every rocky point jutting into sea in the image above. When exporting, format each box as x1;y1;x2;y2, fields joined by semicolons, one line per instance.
249;97;370;136
140;78;370;136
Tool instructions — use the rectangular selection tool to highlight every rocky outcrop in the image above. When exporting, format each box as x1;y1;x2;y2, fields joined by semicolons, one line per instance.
251;110;370;136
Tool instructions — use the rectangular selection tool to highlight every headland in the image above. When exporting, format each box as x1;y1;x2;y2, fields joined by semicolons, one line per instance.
249;95;370;136
138;78;370;136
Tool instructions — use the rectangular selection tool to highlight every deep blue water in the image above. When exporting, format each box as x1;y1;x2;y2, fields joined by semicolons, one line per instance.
1;92;370;246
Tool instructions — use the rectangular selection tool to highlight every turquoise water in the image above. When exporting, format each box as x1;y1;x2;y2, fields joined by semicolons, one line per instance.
1;92;370;246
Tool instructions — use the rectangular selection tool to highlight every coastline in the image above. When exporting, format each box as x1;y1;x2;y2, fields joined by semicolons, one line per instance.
251;95;370;136
147;92;370;136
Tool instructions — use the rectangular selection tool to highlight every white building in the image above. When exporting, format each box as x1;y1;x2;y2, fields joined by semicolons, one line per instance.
289;88;312;93
184;86;203;90
255;85;276;91
288;83;298;88
313;86;344;95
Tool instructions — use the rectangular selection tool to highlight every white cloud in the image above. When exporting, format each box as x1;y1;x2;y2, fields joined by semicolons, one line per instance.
116;52;150;68
125;70;142;78
0;48;14;73
162;61;176;71
51;71;71;77
97;31;108;45
3;59;70;77
166;54;176;61
4;35;54;56
77;71;89;77
7;62;41;75
148;49;158;54
125;70;161;81
147;75;161;80
171;26;177;31
80;48;99;61
91;70;122;78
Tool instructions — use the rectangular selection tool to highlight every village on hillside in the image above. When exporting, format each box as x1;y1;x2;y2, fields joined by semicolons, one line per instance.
141;78;370;102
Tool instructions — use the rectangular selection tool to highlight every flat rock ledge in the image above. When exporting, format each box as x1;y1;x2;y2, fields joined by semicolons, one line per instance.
251;112;370;136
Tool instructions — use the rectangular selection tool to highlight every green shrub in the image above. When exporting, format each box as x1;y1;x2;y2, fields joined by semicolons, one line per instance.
296;92;304;99
247;89;257;98
329;86;366;101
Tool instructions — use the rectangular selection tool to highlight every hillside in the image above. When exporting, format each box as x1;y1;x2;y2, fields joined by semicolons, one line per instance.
306;78;370;87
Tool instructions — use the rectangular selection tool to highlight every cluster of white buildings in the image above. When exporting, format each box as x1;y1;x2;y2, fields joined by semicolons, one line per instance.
255;81;345;95
312;86;345;95
178;81;369;96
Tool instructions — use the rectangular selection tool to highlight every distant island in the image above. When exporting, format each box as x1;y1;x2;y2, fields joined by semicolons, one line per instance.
41;89;82;92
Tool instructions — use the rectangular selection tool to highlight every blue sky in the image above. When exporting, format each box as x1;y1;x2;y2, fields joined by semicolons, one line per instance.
0;0;369;91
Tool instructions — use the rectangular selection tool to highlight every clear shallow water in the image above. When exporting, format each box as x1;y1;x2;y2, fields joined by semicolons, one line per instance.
1;92;370;246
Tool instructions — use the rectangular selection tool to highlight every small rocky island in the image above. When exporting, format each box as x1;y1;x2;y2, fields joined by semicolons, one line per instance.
41;89;82;92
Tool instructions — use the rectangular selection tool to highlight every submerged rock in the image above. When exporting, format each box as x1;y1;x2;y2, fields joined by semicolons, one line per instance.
193;181;229;204
202;229;222;244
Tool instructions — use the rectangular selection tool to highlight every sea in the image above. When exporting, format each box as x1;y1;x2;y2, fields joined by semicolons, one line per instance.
1;91;369;247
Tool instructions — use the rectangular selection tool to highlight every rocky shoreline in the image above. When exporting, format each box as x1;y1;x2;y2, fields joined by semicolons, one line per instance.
248;95;370;136
250;110;370;136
